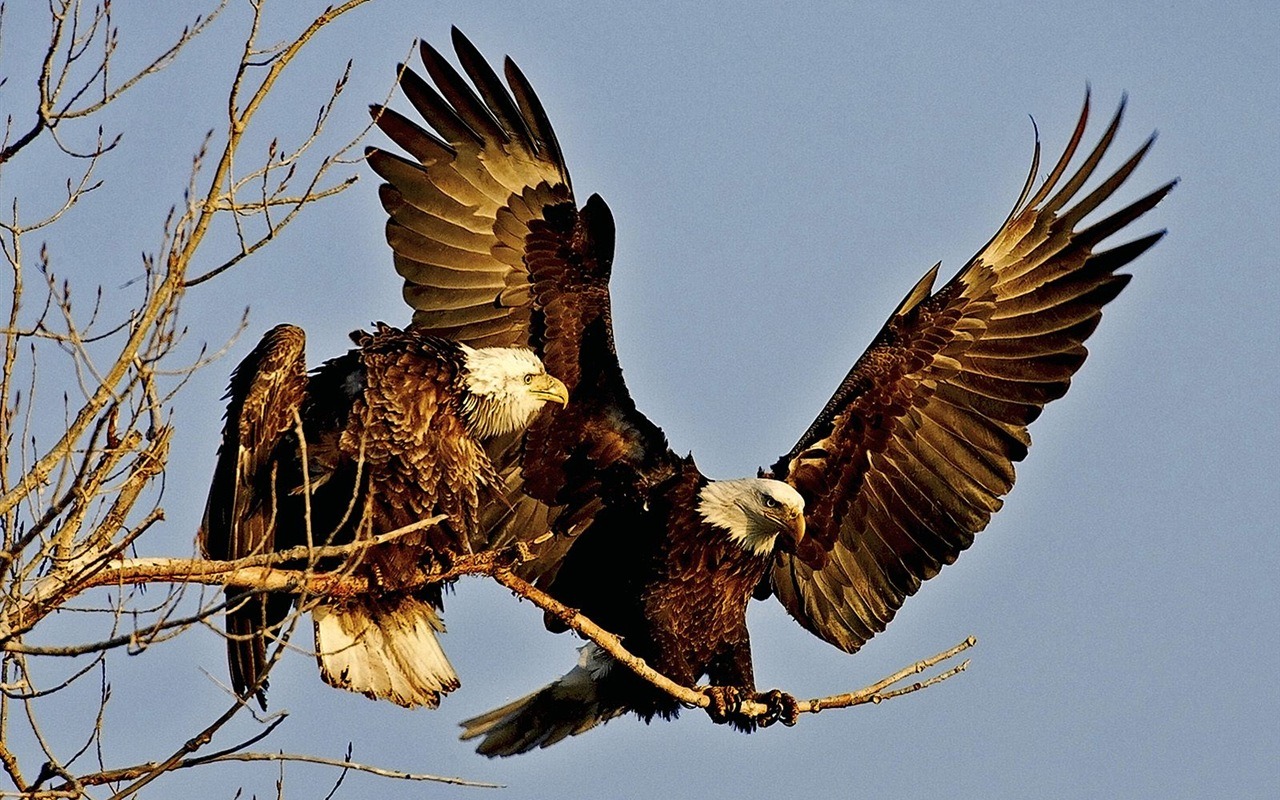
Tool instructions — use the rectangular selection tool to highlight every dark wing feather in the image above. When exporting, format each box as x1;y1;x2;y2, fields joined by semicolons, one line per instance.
199;324;308;707
766;93;1175;653
368;29;571;349
369;30;673;574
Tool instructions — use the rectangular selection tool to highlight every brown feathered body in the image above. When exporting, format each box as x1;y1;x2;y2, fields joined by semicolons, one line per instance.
546;462;772;710
461;462;798;755
201;324;505;709
364;30;1175;754
309;325;495;569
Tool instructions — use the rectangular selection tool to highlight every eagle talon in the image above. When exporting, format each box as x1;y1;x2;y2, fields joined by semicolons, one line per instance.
703;685;744;725
754;689;800;728
420;548;455;578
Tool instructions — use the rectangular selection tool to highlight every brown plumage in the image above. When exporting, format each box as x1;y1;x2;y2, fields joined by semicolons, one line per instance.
200;322;567;709
365;30;1175;753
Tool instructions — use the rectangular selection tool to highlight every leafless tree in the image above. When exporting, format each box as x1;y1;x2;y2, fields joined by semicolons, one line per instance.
0;2;507;796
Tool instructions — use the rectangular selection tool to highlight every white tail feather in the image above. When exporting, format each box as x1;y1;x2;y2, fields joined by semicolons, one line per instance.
313;596;459;708
460;643;623;756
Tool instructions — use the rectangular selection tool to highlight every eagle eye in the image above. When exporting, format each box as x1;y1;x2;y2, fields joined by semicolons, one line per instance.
762;495;779;509
523;374;533;385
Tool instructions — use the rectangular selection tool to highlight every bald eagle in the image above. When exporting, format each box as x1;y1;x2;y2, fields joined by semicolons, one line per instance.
364;30;1174;752
200;322;568;709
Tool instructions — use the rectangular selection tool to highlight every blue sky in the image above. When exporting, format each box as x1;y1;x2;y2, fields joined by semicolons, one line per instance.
4;1;1277;797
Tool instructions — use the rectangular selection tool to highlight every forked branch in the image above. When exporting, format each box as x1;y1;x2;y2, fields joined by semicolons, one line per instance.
7;521;975;727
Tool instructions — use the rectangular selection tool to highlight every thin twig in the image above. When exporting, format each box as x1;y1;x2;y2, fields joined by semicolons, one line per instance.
797;638;976;713
63;750;502;791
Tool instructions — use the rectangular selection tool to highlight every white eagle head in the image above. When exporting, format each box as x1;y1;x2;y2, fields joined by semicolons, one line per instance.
697;477;807;557
460;345;569;439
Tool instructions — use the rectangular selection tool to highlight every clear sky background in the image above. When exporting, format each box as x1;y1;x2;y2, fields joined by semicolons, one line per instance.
4;1;1277;798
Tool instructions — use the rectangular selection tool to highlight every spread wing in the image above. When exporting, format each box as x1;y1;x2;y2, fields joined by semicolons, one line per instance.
199;324;308;707
765;94;1176;653
367;29;675;574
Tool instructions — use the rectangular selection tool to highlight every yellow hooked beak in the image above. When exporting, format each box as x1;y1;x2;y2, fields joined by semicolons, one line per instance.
789;511;806;544
773;508;807;555
528;373;570;407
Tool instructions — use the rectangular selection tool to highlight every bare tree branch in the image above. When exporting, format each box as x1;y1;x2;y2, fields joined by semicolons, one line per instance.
0;3;226;165
487;568;976;720
60;748;503;792
7;524;974;728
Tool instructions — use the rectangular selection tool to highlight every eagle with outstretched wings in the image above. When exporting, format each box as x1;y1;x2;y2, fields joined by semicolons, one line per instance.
360;29;1173;754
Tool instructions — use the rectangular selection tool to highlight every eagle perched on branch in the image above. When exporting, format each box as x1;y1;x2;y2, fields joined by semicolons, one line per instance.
200;322;567;709
364;28;1173;755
